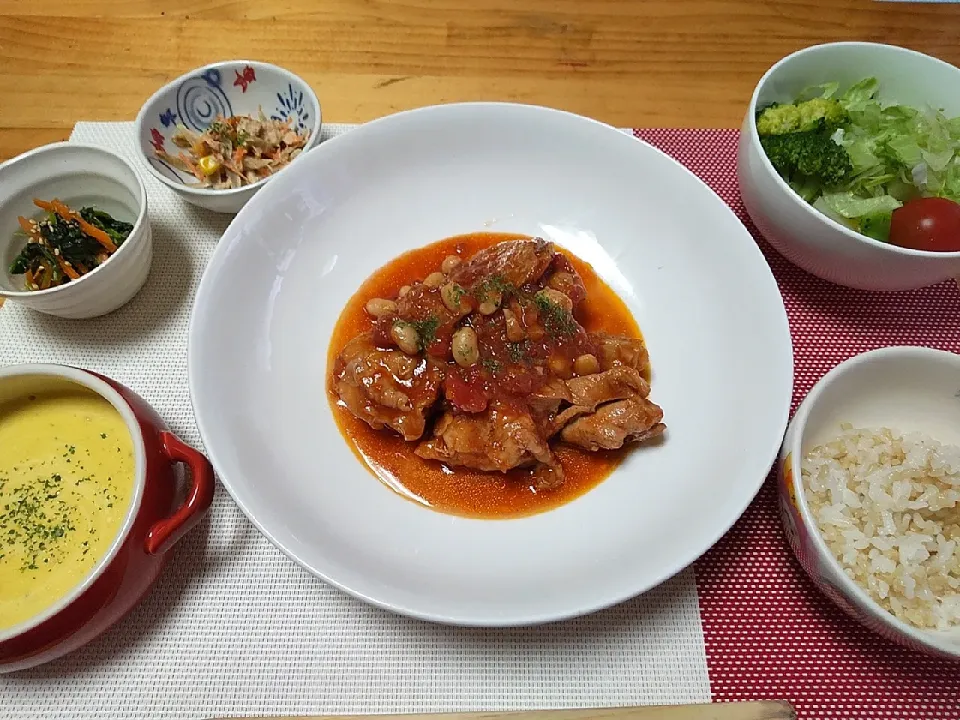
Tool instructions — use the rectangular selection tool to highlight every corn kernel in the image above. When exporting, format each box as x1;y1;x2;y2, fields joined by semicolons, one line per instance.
198;155;221;176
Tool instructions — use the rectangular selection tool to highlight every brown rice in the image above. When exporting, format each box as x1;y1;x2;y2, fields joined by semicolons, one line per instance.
802;424;960;630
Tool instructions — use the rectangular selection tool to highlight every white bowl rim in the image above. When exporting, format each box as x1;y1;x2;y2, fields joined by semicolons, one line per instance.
133;59;323;198
189;100;796;626
785;345;960;657
748;41;960;260
0;141;149;299
0;363;148;643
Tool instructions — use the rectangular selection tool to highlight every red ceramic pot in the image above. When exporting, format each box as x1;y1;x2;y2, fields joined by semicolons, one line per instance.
0;364;214;673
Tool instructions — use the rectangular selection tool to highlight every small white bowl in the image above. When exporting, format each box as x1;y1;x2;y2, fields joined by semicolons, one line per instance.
779;346;960;660
738;42;960;291
134;60;322;214
0;142;152;319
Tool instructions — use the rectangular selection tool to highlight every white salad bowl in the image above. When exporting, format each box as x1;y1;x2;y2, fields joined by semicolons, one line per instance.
738;42;960;291
779;346;960;660
134;60;322;215
0;142;152;319
189;102;794;626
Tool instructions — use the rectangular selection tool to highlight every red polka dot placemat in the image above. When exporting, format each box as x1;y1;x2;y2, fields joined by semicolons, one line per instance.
634;128;960;718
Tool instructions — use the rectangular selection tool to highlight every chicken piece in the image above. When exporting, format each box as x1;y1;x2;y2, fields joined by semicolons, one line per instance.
527;377;577;438
449;238;556;290
396;283;456;323
544;405;592;437
540;367;651;437
531;463;565;491
332;333;444;441
566;366;651;409
416;402;562;481
543;254;587;307
560;397;665;451
527;377;571;417
593;333;650;373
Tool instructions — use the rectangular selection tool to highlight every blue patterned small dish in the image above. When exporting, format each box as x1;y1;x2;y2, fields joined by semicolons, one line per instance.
134;60;321;214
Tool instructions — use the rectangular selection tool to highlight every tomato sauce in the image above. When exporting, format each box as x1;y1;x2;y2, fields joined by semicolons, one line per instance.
326;232;645;518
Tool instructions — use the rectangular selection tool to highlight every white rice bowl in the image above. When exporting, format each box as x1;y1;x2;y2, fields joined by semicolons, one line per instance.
802;424;960;630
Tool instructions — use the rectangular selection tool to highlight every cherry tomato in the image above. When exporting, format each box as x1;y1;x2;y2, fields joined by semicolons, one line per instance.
888;197;960;252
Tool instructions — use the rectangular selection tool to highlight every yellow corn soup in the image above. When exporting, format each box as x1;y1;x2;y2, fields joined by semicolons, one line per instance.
0;386;134;631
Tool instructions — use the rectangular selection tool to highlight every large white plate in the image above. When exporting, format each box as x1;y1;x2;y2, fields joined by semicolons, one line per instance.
189;103;793;626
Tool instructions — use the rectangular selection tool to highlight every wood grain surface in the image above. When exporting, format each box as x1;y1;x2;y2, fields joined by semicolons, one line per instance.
209;703;797;720
2;0;960;161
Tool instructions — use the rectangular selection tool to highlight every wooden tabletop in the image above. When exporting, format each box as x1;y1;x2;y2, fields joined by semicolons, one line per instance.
2;0;960;162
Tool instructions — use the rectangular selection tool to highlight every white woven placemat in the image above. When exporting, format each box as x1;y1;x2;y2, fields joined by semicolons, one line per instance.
0;122;710;719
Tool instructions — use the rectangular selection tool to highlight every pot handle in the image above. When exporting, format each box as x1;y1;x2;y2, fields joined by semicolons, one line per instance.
145;432;216;555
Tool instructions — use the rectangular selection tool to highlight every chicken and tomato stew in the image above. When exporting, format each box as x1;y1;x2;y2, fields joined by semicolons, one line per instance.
327;234;666;518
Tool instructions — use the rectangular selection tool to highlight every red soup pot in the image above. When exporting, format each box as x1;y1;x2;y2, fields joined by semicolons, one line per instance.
0;364;214;673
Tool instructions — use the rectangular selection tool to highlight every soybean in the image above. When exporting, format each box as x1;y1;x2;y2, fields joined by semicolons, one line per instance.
365;298;397;318
478;290;502;316
573;353;600;376
441;255;462;274
441;282;466;313
391;322;420;355
423;272;446;288
539;288;573;313
503;308;526;342
452;326;479;367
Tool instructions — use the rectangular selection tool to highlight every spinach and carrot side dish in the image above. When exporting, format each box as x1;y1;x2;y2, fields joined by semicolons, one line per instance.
9;199;133;291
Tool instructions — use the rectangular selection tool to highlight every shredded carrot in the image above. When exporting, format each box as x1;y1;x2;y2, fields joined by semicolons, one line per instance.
57;256;80;280
35;264;52;290
222;159;244;177
75;219;117;252
177;152;204;181
17;216;44;243
33;198;117;253
54;200;118;253
24;268;35;288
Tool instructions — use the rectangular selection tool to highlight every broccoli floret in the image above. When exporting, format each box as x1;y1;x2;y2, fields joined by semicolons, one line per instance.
756;98;847;136
757;105;801;135
799;98;846;131
760;124;853;192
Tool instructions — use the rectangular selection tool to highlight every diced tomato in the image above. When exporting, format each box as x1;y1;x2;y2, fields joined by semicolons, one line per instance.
499;367;541;396
426;325;454;361
445;371;488;413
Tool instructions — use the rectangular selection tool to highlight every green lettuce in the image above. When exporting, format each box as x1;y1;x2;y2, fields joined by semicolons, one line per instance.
813;192;902;242
789;76;960;241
